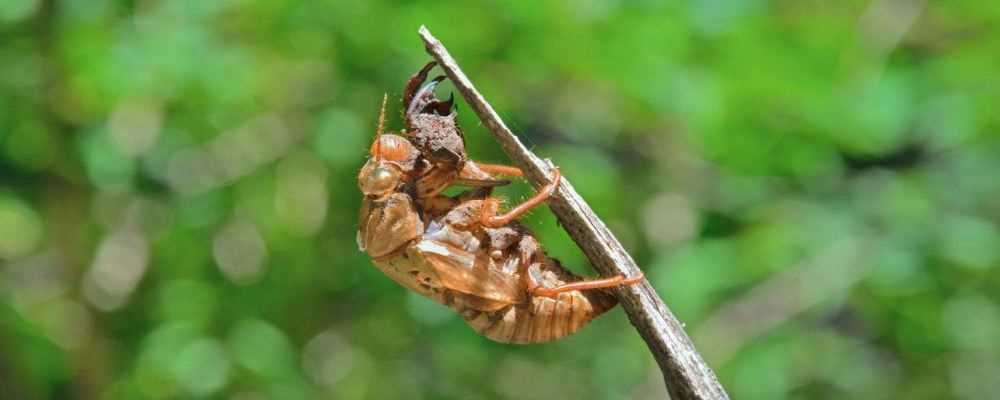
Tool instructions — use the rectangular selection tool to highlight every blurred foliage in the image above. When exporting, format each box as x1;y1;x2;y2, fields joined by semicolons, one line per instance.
0;0;998;399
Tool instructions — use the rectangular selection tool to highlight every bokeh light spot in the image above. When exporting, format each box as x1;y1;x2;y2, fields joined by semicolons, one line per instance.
83;228;149;311
108;98;163;157
213;218;268;285
170;338;231;396
939;214;1000;270
275;151;328;236
229;319;295;379
302;330;367;390
33;298;93;350
79;129;136;190
0;194;43;260
641;192;699;248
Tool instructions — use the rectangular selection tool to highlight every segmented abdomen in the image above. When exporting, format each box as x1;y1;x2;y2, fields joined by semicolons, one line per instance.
463;281;617;344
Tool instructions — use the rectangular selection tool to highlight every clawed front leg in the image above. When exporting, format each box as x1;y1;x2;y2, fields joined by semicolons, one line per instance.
480;168;561;228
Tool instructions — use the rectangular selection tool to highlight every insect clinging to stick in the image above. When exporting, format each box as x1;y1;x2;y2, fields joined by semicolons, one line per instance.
357;62;643;344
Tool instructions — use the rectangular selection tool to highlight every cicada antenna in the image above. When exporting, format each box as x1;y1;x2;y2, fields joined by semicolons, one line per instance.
373;93;388;161
377;93;388;137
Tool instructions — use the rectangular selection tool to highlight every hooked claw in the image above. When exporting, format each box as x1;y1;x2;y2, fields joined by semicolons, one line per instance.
423;89;454;117
400;62;467;165
403;62;457;130
403;61;437;107
406;75;451;118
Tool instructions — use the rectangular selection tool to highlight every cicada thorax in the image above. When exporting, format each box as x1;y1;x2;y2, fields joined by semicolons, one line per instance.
406;111;466;164
404;111;467;198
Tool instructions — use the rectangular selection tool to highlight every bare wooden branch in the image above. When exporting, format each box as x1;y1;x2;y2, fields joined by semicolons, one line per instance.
418;26;729;400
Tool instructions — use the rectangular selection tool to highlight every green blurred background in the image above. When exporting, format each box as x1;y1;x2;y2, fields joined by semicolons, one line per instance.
1;0;998;399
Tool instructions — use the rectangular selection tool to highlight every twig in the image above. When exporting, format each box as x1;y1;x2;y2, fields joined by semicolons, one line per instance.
419;26;729;400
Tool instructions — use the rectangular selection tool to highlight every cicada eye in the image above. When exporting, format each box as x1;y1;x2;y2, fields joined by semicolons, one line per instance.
359;162;402;198
371;166;395;187
370;135;415;162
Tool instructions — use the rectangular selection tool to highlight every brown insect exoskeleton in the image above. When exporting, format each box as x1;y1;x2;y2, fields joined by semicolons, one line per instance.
357;62;642;344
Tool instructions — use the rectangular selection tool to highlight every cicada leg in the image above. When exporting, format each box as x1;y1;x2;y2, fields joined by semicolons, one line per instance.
473;162;523;178
529;273;644;298
480;168;561;228
514;236;644;298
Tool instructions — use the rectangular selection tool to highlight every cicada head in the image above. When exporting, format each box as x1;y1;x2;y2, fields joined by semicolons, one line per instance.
358;95;420;199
